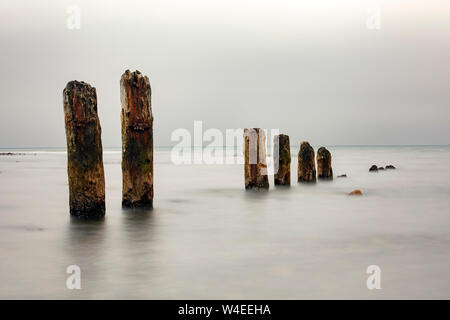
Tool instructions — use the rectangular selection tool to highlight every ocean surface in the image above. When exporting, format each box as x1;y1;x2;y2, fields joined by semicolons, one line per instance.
1;146;450;299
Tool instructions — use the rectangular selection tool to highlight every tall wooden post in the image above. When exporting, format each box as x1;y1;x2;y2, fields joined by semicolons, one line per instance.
297;141;316;183
317;147;333;179
121;70;154;208
63;81;105;218
244;128;269;190
274;134;291;186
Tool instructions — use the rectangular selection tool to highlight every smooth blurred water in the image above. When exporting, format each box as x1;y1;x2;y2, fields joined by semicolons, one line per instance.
1;146;450;299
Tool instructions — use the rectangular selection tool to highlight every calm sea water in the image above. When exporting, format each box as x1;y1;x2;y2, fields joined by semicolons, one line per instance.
1;146;450;299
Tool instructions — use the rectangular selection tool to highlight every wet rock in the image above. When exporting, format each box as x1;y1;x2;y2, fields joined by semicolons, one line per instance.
386;165;396;170
273;134;291;186
63;81;105;218
0;152;26;156
244;128;269;190
338;174;347;178
121;70;154;208
369;165;378;172
297;141;316;183
317;147;333;180
349;189;363;196
378;167;385;170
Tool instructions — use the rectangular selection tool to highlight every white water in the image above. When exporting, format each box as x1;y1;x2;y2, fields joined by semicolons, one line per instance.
0;146;450;299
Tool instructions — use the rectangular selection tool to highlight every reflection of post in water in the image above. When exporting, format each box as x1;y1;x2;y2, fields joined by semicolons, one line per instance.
64;218;107;296
244;128;269;190
121;208;155;237
120;208;158;291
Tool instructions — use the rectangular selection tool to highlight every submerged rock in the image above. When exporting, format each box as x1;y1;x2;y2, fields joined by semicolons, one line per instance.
317;147;333;180
349;189;363;196
121;70;154;208
386;165;396;170
244;128;269;190
63;81;105;218
298;141;316;183
369;165;378;172
273;134;291;186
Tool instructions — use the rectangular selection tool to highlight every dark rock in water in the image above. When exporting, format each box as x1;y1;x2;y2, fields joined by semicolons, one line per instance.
386;165;396;169
349;189;363;196
244;128;269;190
0;152;26;156
317;147;333;180
338;174;347;178
273;134;291;186
378;167;385;170
369;165;378;172
121;70;154;208
298;141;316;183
63;81;105;218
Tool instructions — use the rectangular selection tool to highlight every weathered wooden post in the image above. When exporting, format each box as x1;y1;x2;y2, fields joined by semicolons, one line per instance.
121;70;154;208
63;81;105;218
317;147;333;179
244;128;269;190
297;141;316;183
273;134;291;186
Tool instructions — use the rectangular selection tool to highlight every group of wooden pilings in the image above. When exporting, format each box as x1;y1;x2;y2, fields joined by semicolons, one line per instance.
63;70;331;217
244;128;333;190
63;70;153;218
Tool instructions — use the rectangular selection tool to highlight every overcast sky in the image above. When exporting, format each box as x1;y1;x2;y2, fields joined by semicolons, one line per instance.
0;0;449;148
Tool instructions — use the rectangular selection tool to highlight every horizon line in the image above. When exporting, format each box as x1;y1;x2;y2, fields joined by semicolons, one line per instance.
2;144;450;150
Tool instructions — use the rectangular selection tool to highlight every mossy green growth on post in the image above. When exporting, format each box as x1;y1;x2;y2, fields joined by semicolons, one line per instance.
63;81;105;218
121;70;154;208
